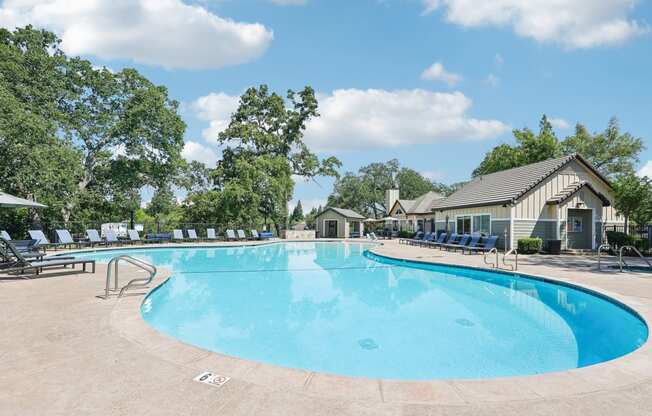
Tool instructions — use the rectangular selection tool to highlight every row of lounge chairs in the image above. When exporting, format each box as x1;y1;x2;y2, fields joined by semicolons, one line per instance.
399;231;498;254
0;228;275;249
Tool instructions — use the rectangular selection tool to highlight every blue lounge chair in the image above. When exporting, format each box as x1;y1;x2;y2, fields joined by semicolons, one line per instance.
400;231;423;245
259;231;273;240
425;232;447;248
417;232;436;247
445;234;471;251
407;232;426;245
466;235;498;254
460;234;482;253
433;232;459;249
225;229;237;241
55;229;90;249
145;233;171;243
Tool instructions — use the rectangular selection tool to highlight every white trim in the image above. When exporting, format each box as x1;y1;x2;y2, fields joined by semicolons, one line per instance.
490;218;511;222
556;205;561;240
512;218;559;222
509;205;515;250
455;213;492;235
592;208;597;250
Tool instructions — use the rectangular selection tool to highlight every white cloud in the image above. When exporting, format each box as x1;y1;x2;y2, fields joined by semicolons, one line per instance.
637;161;652;178
191;88;508;153
182;141;218;166
0;0;273;69
485;73;500;86
420;170;444;181
305;89;509;152
420;62;462;86
191;92;240;142
269;0;307;5
549;117;571;130
422;0;648;48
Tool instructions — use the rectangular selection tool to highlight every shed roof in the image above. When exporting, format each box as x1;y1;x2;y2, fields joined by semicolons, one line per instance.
547;181;611;207
392;191;446;214
319;207;366;219
432;154;611;211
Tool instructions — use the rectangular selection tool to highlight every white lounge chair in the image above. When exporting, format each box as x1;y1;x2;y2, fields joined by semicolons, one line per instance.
187;229;199;241
225;229;237;241
1;230;11;240
28;230;59;249
128;229;141;243
236;229;248;240
55;229;89;249
172;229;185;241
206;228;217;240
105;230;122;246
250;229;260;240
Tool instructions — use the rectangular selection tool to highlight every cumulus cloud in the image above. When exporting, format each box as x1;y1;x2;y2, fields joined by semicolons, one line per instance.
420;170;444;181
0;0;273;69
420;62;462;86
422;0;648;48
192;88;509;152
191;92;240;142
182;141;218;166
637;161;652;178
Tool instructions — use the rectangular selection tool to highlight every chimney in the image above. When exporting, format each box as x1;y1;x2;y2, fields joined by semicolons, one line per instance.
385;189;399;214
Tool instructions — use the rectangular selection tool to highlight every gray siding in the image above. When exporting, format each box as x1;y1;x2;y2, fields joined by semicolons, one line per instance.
491;220;510;250
513;220;557;248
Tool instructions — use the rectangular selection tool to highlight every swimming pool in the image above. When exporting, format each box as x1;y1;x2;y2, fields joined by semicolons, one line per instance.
79;242;648;380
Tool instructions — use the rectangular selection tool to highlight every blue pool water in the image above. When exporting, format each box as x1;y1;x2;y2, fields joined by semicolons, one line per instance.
79;242;647;380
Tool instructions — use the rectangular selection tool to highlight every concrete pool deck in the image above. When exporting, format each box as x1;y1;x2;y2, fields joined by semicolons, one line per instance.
1;239;651;415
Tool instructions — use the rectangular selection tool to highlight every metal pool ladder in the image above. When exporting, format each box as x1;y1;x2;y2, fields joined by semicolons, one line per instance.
503;249;518;271
618;246;652;273
484;248;499;268
103;255;157;299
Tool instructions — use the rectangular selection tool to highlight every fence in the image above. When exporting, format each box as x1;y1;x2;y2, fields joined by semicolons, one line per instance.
603;224;652;253
0;220;279;243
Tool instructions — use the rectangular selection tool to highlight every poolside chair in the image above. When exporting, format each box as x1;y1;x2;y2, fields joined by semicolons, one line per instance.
1;238;42;265
1;230;11;240
369;232;379;241
86;229;107;247
465;235;498;254
251;229;260;240
431;232;457;249
127;230;143;244
172;229;184;241
401;231;423;245
416;232;436;247
206;228;217;240
145;233;172;243
28;230;60;250
0;238;95;277
105;230;123;246
187;229;199;241
259;231;273;240
236;229;248;240
460;234;482;253
55;230;90;249
225;229;237;241
444;234;471;252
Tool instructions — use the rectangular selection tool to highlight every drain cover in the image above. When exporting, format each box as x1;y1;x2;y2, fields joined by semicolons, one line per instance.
358;338;379;350
455;318;475;327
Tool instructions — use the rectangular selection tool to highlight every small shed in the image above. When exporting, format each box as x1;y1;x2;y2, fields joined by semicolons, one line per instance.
315;207;365;238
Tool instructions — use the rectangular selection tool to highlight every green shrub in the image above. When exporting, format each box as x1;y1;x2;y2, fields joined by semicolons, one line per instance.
517;237;543;254
398;230;416;239
632;237;650;253
605;231;634;248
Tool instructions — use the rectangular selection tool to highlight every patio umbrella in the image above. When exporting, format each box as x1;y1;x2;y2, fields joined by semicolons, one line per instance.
0;192;47;208
379;216;398;221
363;218;378;222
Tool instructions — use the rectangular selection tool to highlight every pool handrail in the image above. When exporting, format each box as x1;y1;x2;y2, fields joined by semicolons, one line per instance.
104;255;157;299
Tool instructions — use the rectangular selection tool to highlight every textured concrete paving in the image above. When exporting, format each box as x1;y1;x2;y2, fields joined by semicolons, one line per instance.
1;240;651;415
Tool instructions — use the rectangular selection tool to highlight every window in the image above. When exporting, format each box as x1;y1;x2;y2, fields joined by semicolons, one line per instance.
472;215;491;235
456;216;471;234
567;217;583;233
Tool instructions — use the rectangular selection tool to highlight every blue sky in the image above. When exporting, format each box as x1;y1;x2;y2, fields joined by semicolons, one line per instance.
2;0;651;211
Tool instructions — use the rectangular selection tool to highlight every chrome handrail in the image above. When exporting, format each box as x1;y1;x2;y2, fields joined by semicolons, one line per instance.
503;249;518;271
104;255;157;299
483;247;498;268
597;244;611;270
618;245;652;273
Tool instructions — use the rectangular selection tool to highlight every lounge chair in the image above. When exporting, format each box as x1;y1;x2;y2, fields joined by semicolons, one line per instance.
259;231;273;240
225;229;237;241
251;229;260;240
128;230;143;244
187;229;199;241
431;232;458;249
400;231;423;245
28;230;60;250
55;229;90;249
145;233;171;243
465;235;498;254
1;238;43;264
416;232;436;247
105;230;123;246
206;228;217;240
86;229;107;247
1;230;11;240
425;232;447;248
0;238;95;277
459;234;482;253
443;234;471;251
172;229;184;241
236;229;248;240
369;232;379;241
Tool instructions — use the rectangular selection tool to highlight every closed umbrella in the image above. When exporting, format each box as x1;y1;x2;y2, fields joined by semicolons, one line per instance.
0;192;47;208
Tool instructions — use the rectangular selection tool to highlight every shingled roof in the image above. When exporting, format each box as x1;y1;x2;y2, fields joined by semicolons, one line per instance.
431;154;612;211
322;207;366;219
547;181;611;206
392;191;446;214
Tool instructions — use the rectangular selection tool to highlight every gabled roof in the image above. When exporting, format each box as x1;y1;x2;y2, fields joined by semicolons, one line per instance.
547;181;611;207
390;191;446;215
432;154;612;211
319;207;366;219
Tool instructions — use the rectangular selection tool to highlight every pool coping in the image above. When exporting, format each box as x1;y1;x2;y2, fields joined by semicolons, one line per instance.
107;241;652;405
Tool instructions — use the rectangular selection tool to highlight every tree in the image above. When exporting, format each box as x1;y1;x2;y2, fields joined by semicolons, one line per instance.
290;200;304;224
561;118;644;178
304;206;321;229
613;173;651;231
214;85;341;232
146;185;177;220
396;168;435;199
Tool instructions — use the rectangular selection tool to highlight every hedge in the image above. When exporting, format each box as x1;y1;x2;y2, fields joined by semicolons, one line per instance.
517;237;543;254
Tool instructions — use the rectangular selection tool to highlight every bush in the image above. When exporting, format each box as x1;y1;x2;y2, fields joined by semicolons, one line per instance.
398;230;416;239
517;237;543;254
632;237;650;253
605;231;632;249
